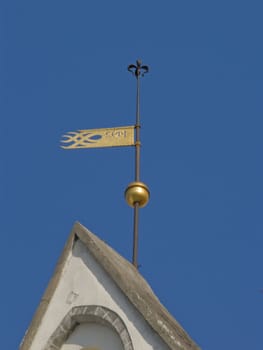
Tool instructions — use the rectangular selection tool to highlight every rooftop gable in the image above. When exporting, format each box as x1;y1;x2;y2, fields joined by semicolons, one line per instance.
21;222;200;350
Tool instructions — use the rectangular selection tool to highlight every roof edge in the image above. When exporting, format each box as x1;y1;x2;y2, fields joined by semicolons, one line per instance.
20;224;78;350
21;222;201;350
75;222;201;350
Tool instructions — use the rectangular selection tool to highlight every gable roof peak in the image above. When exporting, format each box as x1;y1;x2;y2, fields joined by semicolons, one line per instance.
73;222;200;350
21;222;200;350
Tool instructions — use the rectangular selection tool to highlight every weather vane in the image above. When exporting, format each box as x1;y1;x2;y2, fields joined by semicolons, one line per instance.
61;59;150;269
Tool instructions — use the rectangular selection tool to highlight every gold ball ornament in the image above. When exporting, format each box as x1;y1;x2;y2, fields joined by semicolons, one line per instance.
125;181;150;208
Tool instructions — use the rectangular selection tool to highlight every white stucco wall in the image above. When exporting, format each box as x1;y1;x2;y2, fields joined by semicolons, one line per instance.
61;323;123;350
30;239;170;350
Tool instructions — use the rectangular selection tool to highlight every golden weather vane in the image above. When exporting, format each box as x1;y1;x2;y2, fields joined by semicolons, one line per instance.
61;126;134;149
60;59;150;269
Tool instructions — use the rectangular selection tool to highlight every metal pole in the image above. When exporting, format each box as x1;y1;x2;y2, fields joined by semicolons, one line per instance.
132;72;140;268
127;60;149;268
135;74;140;181
133;202;139;268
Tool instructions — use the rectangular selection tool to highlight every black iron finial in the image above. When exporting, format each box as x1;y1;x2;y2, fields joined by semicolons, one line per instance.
128;59;149;78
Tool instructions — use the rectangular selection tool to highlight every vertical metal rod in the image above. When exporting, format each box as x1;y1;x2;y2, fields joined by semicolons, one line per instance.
132;202;139;268
128;60;149;269
135;74;140;181
133;74;140;268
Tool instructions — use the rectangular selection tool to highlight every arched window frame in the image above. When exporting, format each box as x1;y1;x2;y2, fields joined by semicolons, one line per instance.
44;305;134;350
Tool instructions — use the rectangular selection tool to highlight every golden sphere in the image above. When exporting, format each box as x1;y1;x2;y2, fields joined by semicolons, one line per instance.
125;181;150;208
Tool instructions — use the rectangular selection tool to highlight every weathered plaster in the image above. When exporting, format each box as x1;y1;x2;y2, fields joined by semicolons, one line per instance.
21;223;200;350
29;239;170;350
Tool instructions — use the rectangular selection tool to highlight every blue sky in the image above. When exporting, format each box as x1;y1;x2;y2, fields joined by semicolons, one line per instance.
2;1;263;349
